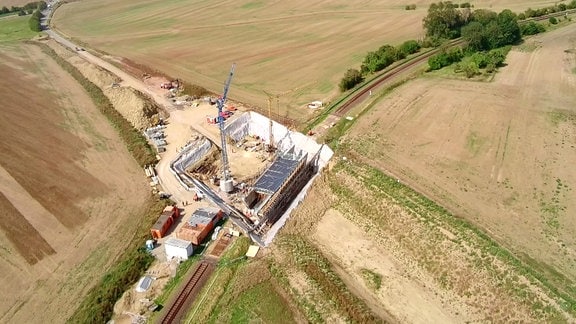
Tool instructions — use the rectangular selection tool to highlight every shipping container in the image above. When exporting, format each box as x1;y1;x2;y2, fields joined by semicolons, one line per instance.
150;214;174;239
164;237;193;260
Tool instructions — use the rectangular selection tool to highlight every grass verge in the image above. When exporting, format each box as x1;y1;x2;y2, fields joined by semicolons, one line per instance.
278;235;382;323
331;158;576;319
184;237;250;323
34;42;156;166
323;79;407;150
68;198;168;323
33;40;169;323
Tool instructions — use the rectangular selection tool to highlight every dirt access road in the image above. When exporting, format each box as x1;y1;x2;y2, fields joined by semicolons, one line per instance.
46;26;228;204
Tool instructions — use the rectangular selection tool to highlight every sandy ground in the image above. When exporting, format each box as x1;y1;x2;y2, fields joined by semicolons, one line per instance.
347;24;576;284
314;209;466;323
0;43;150;323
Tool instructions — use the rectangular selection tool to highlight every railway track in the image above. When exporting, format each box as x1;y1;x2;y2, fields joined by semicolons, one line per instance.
159;261;213;324
329;9;576;118
333;39;465;117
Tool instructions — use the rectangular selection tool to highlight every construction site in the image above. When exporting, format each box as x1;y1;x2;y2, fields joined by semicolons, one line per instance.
144;65;332;246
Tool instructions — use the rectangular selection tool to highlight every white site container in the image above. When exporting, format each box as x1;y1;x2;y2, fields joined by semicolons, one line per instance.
164;237;193;260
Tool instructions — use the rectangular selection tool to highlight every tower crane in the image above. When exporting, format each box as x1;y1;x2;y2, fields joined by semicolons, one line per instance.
263;90;275;153
217;64;236;193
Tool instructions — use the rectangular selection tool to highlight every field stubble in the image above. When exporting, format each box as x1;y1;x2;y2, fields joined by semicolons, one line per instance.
341;22;576;320
52;0;559;122
0;41;150;323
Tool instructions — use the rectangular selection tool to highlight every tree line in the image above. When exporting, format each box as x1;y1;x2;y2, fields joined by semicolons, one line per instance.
518;0;576;20
28;6;44;32
1;1;46;16
338;0;567;91
423;1;565;76
339;39;422;91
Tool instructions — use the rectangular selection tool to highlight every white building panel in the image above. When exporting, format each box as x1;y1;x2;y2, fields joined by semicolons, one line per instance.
165;237;193;260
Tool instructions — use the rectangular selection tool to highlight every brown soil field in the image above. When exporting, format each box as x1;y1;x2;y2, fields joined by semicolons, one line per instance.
0;43;149;323
51;0;556;122
0;0;33;7
346;23;576;288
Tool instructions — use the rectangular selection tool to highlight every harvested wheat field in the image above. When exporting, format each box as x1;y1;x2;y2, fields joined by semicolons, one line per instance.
0;43;149;323
340;21;576;314
0;0;32;7
51;0;555;121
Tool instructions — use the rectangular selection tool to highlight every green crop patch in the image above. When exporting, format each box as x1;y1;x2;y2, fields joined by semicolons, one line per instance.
0;15;38;42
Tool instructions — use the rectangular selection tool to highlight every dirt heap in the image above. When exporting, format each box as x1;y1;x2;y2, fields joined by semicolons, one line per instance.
47;40;155;129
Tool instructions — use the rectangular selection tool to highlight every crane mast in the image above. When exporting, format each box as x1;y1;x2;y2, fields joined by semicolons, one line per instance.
217;64;235;192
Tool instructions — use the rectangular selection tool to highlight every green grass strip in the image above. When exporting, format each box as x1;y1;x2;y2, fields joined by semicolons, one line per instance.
35;42;156;167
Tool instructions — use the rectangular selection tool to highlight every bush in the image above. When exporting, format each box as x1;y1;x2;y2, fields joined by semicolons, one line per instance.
428;47;464;70
569;0;576;9
398;39;421;55
517;13;526;20
549;16;558;25
405;4;416;10
521;21;546;35
462;61;479;78
460;2;471;8
360;45;402;74
181;82;208;98
28;9;42;31
469;52;488;68
339;69;364;92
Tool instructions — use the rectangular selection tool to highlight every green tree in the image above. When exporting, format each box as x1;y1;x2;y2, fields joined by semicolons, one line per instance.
339;69;364;92
471;9;497;25
521;21;546;35
423;1;464;39
496;10;521;46
398;40;421;55
461;21;488;51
